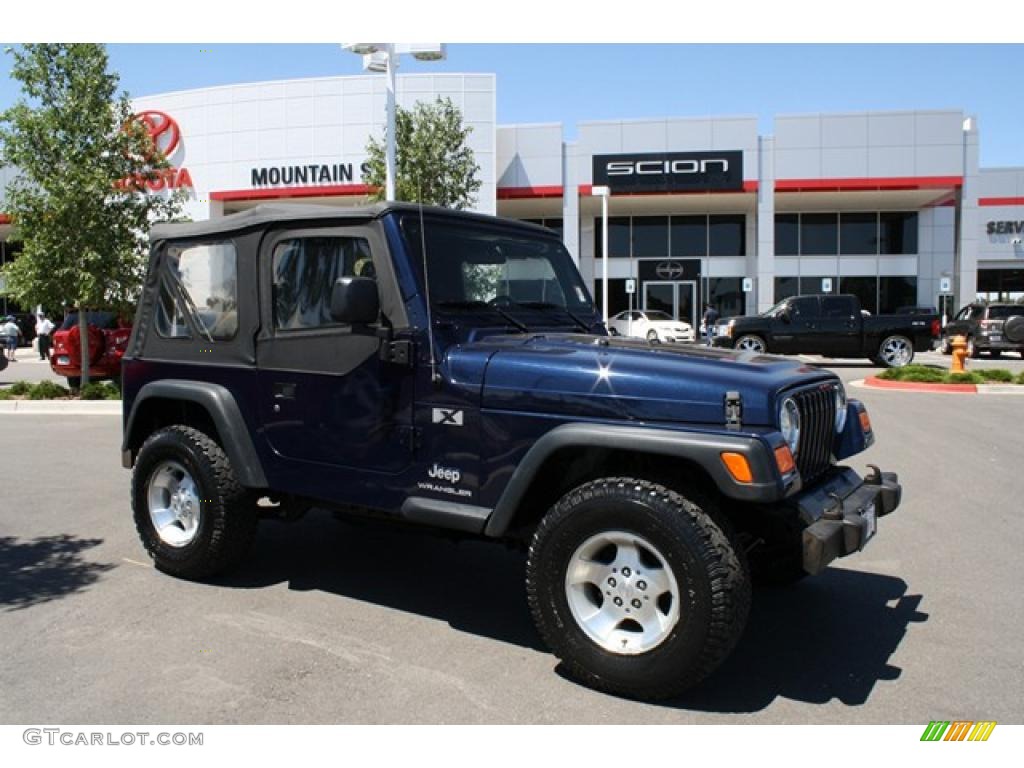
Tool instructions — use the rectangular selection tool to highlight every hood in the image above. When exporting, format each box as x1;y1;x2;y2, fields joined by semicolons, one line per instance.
446;333;835;427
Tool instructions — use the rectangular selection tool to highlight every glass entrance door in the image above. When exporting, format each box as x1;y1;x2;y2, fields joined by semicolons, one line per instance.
643;281;697;326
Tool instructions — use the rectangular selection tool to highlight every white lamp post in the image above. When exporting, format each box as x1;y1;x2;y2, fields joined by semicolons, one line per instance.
341;43;446;202
591;185;611;324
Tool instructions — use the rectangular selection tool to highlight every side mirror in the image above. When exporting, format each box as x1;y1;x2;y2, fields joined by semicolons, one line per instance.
330;277;380;325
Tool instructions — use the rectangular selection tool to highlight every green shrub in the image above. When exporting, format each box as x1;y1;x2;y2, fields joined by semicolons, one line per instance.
27;380;71;400
878;364;945;383
1018;371;1024;386
975;368;1015;383
946;372;983;385
0;389;13;400
8;380;32;395
79;381;121;400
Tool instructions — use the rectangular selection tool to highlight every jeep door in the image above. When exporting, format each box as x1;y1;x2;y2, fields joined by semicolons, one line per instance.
255;225;413;488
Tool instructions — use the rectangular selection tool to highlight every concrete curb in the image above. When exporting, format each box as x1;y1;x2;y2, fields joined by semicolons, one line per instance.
851;377;1024;395
0;400;122;415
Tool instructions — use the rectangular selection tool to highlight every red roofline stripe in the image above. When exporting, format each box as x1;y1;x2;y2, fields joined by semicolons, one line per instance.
497;185;564;200
210;185;377;202
775;176;962;192
979;196;1024;207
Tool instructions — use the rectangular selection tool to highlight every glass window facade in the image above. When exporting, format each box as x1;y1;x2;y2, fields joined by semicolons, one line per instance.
775;214;799;256
840;213;878;255
595;215;746;258
878;276;918;314
708;215;745;257
704;277;744;318
670;216;707;257
800;213;839;255
880;212;918;255
774;276;799;301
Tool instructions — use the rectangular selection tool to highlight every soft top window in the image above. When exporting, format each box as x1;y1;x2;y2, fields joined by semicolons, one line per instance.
155;242;238;341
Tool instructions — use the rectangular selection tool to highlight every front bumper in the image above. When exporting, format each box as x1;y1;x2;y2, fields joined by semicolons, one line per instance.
789;465;901;575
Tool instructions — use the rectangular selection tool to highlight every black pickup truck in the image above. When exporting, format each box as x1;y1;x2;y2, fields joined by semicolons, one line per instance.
712;294;939;367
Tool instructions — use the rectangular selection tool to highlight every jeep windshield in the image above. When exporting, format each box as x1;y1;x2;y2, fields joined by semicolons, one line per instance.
399;214;596;331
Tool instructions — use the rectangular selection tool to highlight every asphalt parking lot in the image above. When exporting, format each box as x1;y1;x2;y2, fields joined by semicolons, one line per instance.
1;354;1022;724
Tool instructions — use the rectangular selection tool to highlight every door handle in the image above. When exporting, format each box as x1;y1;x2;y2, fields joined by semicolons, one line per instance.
272;382;296;400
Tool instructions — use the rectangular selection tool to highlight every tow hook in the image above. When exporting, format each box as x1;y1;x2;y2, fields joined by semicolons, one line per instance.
863;464;901;517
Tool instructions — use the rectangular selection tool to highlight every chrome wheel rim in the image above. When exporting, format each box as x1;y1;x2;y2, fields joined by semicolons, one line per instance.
147;460;202;548
881;336;912;367
737;336;765;353
564;530;680;655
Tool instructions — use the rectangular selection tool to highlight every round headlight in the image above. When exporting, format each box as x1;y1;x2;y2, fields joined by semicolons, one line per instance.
780;397;801;454
834;382;848;433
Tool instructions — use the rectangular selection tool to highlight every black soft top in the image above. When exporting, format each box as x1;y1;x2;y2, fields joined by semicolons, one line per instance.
149;202;555;241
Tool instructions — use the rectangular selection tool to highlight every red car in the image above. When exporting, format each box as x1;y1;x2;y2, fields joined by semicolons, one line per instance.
50;310;132;388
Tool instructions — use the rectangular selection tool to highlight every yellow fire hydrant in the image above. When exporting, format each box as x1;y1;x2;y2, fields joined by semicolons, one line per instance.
950;334;968;373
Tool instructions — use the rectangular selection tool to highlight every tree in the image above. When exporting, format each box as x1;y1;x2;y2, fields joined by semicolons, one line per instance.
0;44;184;386
363;97;482;210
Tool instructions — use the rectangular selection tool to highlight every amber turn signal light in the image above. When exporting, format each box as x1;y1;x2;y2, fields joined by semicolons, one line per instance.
774;445;796;475
859;410;872;433
720;452;753;484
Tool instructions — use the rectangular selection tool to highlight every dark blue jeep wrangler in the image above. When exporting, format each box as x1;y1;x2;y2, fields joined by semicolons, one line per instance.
121;203;901;700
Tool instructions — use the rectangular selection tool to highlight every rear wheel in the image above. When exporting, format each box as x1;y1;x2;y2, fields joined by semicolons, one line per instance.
876;335;914;368
526;477;750;700
132;425;257;580
735;335;767;354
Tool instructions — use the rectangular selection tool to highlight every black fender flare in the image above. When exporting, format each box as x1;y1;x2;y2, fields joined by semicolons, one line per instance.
483;422;791;537
122;380;268;489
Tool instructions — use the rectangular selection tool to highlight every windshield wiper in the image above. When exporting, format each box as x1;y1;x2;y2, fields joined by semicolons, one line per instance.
434;300;530;333
516;301;592;333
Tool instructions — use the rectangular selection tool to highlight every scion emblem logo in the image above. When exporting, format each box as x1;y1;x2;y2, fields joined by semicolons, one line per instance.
655;261;685;280
136;110;181;161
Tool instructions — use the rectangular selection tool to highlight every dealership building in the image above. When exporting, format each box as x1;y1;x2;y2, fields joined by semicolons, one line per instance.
2;71;1023;326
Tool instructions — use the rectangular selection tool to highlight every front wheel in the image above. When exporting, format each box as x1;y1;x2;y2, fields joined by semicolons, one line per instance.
876;335;914;368
646;330;660;344
132;425;258;580
526;478;751;700
939;336;952;355
735;334;767;354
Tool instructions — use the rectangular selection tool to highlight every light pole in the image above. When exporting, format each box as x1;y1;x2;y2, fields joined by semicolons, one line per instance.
591;185;610;325
341;44;446;202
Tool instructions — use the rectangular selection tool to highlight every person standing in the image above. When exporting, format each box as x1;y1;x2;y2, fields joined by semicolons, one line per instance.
701;303;719;346
35;312;55;360
1;315;23;362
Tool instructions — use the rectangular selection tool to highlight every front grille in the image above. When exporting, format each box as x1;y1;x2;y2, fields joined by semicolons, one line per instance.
792;384;837;483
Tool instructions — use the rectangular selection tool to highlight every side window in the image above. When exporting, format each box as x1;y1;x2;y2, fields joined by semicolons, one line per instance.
273;236;374;330
969;305;985;321
790;297;819;317
821;296;856;317
955;307;971;321
155;242;238;340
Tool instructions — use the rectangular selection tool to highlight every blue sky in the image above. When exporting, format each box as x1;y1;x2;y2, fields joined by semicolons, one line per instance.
2;43;1022;167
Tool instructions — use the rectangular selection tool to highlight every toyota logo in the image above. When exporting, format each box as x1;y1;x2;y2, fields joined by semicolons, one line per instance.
655;261;684;280
134;110;181;161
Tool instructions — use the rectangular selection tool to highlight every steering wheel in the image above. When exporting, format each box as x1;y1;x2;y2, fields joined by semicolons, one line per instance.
488;295;514;307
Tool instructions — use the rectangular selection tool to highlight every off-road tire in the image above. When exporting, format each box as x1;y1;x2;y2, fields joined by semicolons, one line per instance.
132;425;258;580
939;336;952;355
525;477;751;700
